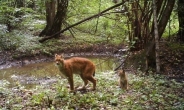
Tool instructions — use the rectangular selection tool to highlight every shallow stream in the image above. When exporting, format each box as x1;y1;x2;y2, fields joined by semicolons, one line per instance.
0;56;119;88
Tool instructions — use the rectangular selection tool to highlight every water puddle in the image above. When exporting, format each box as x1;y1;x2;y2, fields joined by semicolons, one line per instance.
0;56;119;88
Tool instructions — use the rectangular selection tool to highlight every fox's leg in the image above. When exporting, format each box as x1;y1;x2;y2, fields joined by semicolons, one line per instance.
83;67;96;90
79;74;89;90
86;76;96;90
68;75;74;91
124;80;128;90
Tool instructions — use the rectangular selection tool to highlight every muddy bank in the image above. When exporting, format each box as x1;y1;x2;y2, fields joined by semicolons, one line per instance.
0;43;126;70
0;54;52;70
0;52;120;70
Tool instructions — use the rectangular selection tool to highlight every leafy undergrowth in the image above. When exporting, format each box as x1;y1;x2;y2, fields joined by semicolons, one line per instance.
1;71;184;110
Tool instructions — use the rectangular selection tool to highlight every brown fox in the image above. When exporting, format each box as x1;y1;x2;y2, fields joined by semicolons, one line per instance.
55;54;96;92
117;69;128;90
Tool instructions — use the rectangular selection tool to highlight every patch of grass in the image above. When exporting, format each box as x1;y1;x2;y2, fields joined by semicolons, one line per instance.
1;71;184;109
167;42;184;51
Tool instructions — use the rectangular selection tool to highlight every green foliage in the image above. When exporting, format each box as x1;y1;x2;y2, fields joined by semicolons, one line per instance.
1;71;184;109
0;1;41;52
167;42;184;51
0;32;22;50
162;12;179;37
0;80;10;95
0;0;126;55
0;0;179;54
0;2;44;28
0;1;183;109
0;2;35;29
0;1;46;53
31;91;46;105
67;0;128;45
0;30;42;54
0;0;180;53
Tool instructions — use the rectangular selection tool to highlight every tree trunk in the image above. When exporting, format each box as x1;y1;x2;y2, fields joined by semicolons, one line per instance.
145;0;175;73
153;0;160;74
177;0;184;42
132;1;142;50
39;0;56;36
39;0;68;37
39;1;127;42
157;0;175;38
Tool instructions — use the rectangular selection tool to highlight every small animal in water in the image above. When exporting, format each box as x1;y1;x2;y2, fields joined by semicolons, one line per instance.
117;69;128;90
55;54;96;92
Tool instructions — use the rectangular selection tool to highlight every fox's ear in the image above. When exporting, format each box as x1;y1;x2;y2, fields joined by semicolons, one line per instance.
122;69;125;74
60;53;64;58
117;70;121;76
55;54;58;57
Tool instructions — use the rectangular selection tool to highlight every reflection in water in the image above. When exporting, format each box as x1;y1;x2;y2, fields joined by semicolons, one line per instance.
0;57;119;88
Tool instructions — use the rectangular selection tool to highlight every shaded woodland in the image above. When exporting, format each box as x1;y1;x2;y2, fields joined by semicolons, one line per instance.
38;0;183;74
0;0;184;75
0;0;184;109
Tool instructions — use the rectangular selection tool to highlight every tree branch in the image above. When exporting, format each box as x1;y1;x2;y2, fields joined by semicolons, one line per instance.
39;1;127;43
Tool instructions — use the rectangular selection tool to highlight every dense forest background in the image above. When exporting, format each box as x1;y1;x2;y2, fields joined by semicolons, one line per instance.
1;0;184;73
0;0;184;109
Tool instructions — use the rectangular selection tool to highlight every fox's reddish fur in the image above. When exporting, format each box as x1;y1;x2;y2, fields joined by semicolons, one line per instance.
118;69;128;90
55;54;96;91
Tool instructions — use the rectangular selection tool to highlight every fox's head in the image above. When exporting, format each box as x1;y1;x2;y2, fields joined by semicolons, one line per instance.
117;69;125;77
55;54;64;66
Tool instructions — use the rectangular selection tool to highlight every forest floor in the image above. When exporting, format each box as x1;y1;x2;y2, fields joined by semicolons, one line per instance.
0;37;184;109
159;39;184;81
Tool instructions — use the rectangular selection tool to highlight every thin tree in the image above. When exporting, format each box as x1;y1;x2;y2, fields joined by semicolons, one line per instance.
177;0;184;42
153;0;160;74
145;0;175;72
